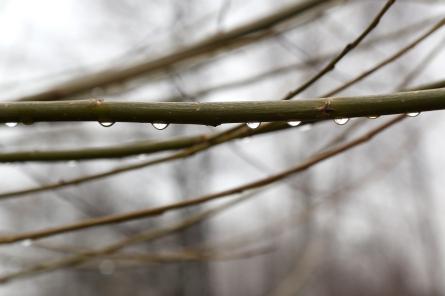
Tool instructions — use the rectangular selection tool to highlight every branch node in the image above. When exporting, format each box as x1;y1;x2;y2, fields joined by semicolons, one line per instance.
319;98;335;115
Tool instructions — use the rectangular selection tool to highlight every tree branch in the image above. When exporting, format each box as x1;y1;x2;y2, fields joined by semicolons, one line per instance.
0;78;443;195
281;0;396;100
0;115;405;244
14;0;336;102
0;135;207;162
0;191;257;283
1;88;445;125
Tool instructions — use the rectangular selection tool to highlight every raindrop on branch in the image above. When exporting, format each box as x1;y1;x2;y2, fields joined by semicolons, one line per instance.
288;121;301;127
334;118;349;125
99;121;115;127
152;123;169;130
20;239;33;247
407;112;420;117
5;122;18;128
246;122;261;129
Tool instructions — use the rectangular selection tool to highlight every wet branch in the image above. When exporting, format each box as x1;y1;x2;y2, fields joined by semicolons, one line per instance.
1;88;444;125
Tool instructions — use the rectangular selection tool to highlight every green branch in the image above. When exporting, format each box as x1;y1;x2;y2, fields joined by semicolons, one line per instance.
1;88;445;125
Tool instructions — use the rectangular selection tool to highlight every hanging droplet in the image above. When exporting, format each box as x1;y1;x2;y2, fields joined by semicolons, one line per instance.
246;122;261;129
334;118;349;125
368;115;379;119
300;124;312;132
99;260;115;275
67;160;77;167
152;123;169;130
20;239;33;247
288;121;302;127
407;112;420;117
99;121;115;127
5;122;18;128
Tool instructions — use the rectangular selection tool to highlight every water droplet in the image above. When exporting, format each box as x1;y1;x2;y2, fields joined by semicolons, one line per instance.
152;123;169;130
246;122;261;129
67;160;77;167
99;260;115;275
334;118;349;125
5;122;18;128
288;121;302;127
20;239;33;247
99;121;115;127
300;124;312;132
407;112;420;117
368;115;379;119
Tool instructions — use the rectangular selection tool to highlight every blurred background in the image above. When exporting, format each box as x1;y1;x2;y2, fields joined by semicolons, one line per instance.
0;0;445;295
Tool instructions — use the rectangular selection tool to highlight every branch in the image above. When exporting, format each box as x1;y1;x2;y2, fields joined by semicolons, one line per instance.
0;77;443;196
0;135;207;162
1;88;445;125
0;15;441;164
0;115;405;244
0;138;416;283
2;12;443;194
14;0;335;102
0;192;257;283
324;17;445;96
281;0;396;100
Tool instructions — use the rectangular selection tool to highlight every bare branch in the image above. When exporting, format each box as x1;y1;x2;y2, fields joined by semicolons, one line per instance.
281;0;396;100
14;0;336;102
0;115;405;244
2;88;445;125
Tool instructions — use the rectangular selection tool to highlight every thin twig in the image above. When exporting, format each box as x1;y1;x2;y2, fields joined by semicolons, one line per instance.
324;17;445;96
14;0;335;102
0;115;405;244
281;0;396;100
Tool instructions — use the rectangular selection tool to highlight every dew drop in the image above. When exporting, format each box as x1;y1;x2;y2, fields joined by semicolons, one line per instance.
5;122;18;128
152;123;169;130
99;121;115;127
20;239;33;247
407;112;420;117
334;118;349;125
368;115;379;119
288;121;302;127
99;260;115;275
246;122;261;129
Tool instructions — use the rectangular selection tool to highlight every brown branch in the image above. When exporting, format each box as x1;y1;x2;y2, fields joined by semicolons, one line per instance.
281;0;396;100
0;115;405;244
14;0;336;102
